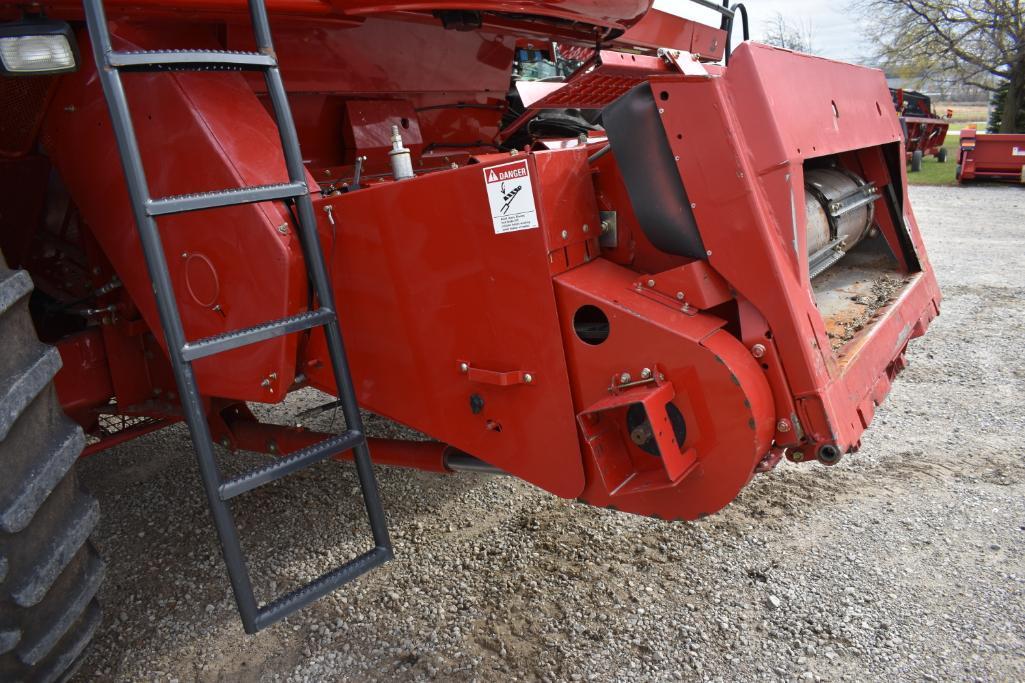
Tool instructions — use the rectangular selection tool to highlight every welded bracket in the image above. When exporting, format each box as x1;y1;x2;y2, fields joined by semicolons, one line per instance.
578;375;697;496
457;360;536;386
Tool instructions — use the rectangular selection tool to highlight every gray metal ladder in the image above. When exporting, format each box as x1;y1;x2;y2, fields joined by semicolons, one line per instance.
82;0;392;633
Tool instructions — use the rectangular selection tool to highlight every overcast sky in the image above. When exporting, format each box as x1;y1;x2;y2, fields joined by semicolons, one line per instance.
653;0;873;63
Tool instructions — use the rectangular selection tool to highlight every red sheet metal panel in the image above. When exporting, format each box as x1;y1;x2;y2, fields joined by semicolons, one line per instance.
42;28;307;402
958;130;1025;183
303;152;587;498
617;8;726;61
17;0;650;33
653;41;941;454
556;259;775;520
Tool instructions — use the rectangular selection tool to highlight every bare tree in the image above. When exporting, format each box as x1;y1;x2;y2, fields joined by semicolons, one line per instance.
762;12;816;53
860;0;1024;133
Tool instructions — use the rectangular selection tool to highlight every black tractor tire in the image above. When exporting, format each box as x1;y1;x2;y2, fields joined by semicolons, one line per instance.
910;150;924;173
0;252;103;683
937;146;948;163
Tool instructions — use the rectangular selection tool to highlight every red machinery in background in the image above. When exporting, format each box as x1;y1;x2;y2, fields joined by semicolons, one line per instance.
891;88;952;172
0;0;941;676
957;129;1025;183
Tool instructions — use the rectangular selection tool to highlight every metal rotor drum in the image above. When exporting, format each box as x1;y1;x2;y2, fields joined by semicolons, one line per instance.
803;167;875;259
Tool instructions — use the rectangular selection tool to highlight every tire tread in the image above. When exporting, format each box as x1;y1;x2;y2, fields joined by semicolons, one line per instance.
1;255;103;683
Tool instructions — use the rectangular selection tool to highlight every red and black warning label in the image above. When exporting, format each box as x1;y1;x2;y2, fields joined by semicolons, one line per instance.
482;159;539;234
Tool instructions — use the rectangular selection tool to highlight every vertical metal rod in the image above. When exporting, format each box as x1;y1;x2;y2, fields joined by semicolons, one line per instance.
261;64;392;553
248;0;275;52
82;0;260;632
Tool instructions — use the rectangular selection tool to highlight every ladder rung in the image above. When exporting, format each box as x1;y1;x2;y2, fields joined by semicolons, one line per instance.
253;545;391;631
108;49;276;71
181;309;334;361
219;430;364;500
146;182;306;216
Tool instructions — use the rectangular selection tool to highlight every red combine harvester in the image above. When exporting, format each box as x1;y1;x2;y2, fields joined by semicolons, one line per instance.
0;0;940;677
957;129;1025;183
890;88;952;172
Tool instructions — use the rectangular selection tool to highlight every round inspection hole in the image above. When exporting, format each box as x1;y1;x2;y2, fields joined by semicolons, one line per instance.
660;90;670;101
400;117;410;129
573;305;610;346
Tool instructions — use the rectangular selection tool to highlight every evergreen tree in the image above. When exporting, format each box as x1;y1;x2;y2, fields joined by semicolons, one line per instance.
988;80;1025;133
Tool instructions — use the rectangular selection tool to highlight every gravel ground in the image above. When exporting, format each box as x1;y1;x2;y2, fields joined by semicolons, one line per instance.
75;185;1025;682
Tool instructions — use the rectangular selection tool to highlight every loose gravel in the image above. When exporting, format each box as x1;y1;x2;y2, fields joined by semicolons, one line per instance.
76;185;1025;682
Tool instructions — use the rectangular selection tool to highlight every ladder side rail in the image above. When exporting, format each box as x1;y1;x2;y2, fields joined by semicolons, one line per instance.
255;1;392;555
248;0;277;53
81;0;263;633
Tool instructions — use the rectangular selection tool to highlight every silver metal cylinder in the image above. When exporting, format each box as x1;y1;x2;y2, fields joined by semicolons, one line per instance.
388;125;414;181
803;168;877;276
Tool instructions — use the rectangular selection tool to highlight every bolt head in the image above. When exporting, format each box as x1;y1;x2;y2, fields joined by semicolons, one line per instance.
791;450;805;462
459;362;469;373
641;368;652;380
561;230;569;239
583;224;589;233
524;373;533;384
647;279;656;287
277;224;289;235
777;419;791;433
619;372;632;384
676;291;685;300
751;344;766;358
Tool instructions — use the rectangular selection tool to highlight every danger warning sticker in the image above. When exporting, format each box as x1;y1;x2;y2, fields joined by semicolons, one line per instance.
482;160;538;234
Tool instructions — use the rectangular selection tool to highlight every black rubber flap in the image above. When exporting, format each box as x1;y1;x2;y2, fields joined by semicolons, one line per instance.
602;83;706;259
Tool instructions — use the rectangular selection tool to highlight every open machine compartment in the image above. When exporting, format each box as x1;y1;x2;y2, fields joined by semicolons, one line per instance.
801;148;921;361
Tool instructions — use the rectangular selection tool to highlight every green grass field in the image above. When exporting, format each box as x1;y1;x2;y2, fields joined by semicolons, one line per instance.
906;135;962;186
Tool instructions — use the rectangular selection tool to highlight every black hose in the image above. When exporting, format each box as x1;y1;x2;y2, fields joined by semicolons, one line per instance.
724;3;749;65
588;144;612;164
